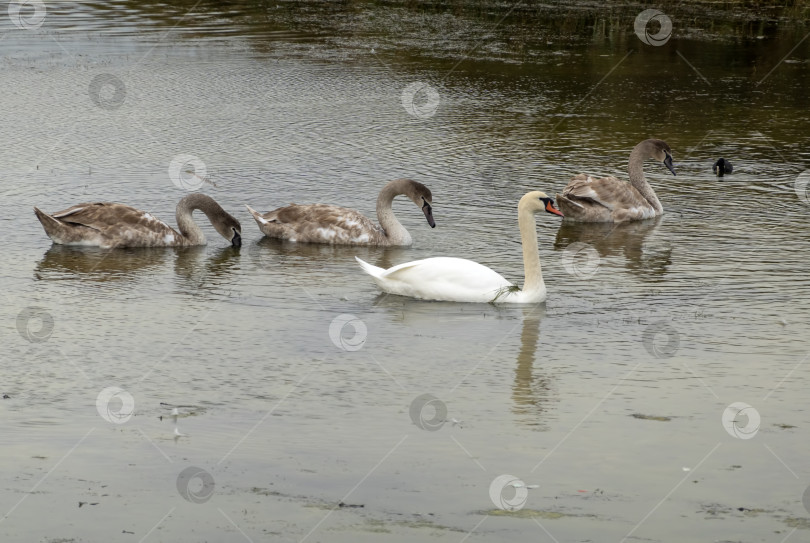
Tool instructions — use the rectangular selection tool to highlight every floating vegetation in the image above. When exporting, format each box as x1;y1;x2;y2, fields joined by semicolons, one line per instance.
631;413;672;422
491;284;520;303
485;509;595;519
250;487;285;498
784;517;810;529
331;517;468;534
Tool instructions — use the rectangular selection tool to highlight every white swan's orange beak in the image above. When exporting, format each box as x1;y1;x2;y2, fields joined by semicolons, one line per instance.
546;200;564;217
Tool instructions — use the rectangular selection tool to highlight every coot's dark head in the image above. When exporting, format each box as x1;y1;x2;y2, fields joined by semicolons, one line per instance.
713;158;733;176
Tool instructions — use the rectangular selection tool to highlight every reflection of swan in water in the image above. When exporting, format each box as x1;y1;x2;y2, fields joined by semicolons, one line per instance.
34;244;241;294
511;306;557;429
173;246;241;291
246;236;411;271
554;217;673;277
34;245;172;281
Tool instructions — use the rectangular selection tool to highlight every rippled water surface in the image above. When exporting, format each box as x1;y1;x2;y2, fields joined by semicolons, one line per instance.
2;2;810;542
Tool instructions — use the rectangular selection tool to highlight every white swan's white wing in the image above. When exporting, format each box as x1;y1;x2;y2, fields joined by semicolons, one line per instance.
355;256;386;278
356;256;513;302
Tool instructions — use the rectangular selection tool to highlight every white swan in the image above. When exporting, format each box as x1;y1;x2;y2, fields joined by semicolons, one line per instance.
34;193;242;249
245;178;435;246
355;191;563;303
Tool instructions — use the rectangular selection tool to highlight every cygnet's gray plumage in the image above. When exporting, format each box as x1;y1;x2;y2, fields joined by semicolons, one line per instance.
34;193;242;248
556;139;676;223
246;178;435;246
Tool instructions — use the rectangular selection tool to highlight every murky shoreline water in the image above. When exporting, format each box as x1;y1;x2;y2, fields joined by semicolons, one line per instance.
2;2;809;542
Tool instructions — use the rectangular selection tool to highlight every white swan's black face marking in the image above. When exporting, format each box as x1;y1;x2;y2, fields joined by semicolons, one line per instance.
539;196;564;217
422;197;435;228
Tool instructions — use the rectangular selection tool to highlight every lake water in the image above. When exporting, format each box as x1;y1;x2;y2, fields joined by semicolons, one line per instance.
2;1;810;541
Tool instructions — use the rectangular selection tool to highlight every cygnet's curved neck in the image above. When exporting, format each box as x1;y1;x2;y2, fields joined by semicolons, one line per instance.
376;180;412;245
517;204;544;295
176;194;223;245
628;144;663;213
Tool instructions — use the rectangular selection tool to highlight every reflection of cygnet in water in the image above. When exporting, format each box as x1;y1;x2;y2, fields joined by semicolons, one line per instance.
170;407;188;441
712;158;733;177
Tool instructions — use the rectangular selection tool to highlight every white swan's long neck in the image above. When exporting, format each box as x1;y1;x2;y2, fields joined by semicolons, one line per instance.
176;195;209;245
376;182;412;246
628;146;663;213
518;207;544;295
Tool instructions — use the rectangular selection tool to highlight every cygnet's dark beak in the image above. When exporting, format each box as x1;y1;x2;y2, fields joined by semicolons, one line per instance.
422;203;436;228
664;154;676;176
231;231;242;247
